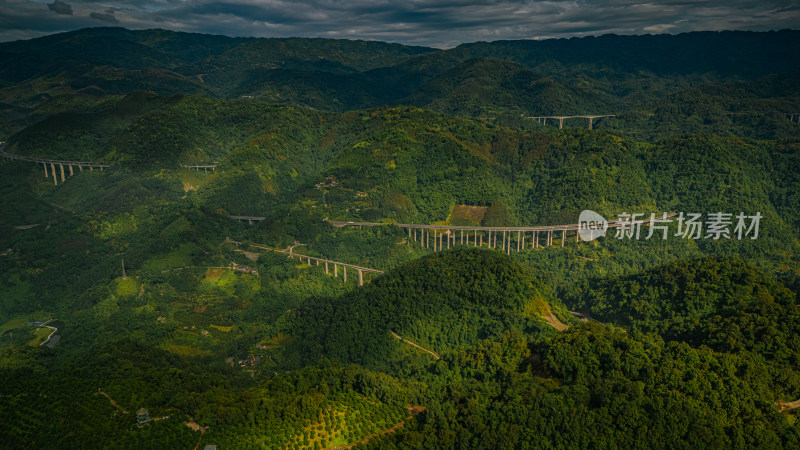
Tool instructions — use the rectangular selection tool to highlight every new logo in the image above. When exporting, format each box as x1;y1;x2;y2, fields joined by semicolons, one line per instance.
578;210;608;241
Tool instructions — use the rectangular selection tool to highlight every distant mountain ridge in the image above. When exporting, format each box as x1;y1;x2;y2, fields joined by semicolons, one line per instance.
0;27;798;138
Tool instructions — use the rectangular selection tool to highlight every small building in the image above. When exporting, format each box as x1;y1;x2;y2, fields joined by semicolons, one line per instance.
137;408;150;427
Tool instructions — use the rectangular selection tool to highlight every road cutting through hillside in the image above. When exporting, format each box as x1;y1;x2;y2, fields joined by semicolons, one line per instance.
389;331;440;360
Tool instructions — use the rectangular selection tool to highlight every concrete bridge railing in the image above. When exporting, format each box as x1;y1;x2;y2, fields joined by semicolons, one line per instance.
182;164;217;174
526;114;615;129
1;144;218;186
0;145;109;186
324;212;677;255
229;215;266;224
226;238;383;287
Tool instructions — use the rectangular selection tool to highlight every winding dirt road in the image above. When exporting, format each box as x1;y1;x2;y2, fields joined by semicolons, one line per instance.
389;331;440;360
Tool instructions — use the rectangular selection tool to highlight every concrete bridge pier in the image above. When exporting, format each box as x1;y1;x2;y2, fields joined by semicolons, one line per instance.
547;230;552;246
562;229;566;247
325;262;329;274
559;118;564;129
43;163;48;178
343;266;347;282
588;118;593;130
479;233;483;247
358;269;363;286
68;165;74;176
334;264;338;278
78;165;83;172
59;164;65;182
90;166;94;171
517;231;521;251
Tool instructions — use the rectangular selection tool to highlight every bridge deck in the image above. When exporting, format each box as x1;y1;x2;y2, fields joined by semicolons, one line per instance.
229;215;266;221
325;212;676;233
252;244;384;273
526;114;615;120
0;147;110;167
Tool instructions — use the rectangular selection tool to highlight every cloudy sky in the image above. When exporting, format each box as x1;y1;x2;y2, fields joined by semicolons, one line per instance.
1;0;799;48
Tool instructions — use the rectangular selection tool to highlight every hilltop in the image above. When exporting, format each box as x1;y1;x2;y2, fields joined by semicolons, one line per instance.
284;248;563;368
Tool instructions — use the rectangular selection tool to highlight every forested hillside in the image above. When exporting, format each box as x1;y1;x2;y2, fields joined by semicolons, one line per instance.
2;28;799;138
0;28;799;448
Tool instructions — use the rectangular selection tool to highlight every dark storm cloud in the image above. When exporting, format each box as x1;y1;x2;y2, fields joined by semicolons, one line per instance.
47;0;73;15
2;1;799;47
89;12;118;23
